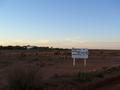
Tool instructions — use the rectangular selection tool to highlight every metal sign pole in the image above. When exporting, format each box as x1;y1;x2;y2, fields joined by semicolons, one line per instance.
83;58;87;73
73;58;76;67
84;59;87;67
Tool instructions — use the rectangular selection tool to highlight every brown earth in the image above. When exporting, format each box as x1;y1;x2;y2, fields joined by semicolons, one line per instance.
0;49;120;89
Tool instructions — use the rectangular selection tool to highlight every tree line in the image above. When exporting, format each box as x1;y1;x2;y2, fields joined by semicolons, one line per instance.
0;45;68;51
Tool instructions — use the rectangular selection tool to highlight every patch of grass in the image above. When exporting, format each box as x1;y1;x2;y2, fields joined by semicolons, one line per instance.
76;71;104;82
105;66;120;73
77;72;95;82
6;64;44;90
77;72;103;81
102;67;109;70
94;71;104;78
76;66;120;82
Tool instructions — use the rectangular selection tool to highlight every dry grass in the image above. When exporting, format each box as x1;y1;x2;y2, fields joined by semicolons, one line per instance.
0;50;120;90
5;64;44;90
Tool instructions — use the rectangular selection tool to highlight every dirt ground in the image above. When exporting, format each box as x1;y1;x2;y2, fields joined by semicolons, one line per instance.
0;49;120;89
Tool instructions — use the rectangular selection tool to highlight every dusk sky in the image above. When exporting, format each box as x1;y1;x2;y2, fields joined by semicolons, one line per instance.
0;0;120;49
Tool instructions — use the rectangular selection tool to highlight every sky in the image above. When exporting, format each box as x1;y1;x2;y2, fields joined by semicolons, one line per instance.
0;0;120;49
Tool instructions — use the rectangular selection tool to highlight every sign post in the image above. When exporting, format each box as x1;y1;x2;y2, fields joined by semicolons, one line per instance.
73;58;76;67
84;59;87;67
72;48;89;67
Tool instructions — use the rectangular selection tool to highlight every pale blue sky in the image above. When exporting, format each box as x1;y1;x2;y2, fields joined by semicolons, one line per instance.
0;0;120;49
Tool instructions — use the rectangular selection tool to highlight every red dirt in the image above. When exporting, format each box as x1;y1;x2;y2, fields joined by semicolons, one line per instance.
0;49;120;89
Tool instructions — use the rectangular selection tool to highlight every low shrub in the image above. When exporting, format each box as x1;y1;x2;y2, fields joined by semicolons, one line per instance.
6;64;44;90
106;66;120;73
77;72;94;82
76;66;120;82
77;71;105;82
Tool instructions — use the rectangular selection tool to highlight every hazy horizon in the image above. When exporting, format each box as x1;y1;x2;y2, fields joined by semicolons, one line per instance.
0;0;120;49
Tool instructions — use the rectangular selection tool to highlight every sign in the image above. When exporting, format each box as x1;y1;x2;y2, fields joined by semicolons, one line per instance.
72;48;88;59
72;48;89;67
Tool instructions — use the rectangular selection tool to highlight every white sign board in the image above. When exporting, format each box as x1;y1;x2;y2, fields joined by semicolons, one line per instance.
72;48;88;59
